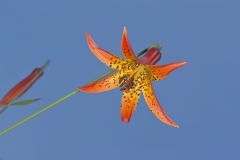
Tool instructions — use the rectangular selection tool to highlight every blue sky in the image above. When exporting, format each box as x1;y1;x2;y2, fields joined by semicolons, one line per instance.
0;0;239;159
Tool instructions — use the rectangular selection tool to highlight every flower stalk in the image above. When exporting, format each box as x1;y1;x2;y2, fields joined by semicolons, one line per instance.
0;61;50;115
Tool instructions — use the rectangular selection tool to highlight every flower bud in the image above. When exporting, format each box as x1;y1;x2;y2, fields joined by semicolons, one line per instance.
0;60;49;106
140;45;162;65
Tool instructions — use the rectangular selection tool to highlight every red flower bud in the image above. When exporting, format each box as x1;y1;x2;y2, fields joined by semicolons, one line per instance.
0;61;50;106
140;45;162;65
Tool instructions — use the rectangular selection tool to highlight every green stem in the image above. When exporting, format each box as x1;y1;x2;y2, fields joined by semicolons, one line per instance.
0;90;79;136
0;47;150;137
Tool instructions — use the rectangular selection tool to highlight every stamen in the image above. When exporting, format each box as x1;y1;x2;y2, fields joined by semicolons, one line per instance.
120;80;135;92
120;73;137;91
119;75;128;87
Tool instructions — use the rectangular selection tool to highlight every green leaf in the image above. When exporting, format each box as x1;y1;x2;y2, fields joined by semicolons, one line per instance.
9;98;41;106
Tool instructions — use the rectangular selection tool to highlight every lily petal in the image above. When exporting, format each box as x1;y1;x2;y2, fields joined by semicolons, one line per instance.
86;32;125;70
121;26;138;61
142;82;179;128
79;70;128;93
121;88;141;123
150;62;187;80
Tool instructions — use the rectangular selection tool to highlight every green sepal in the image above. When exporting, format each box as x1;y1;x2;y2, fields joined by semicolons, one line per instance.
9;98;41;106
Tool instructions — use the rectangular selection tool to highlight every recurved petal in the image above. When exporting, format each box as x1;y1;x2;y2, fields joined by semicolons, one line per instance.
121;26;138;61
142;82;179;128
86;32;125;70
120;88;141;123
79;70;128;93
150;62;187;80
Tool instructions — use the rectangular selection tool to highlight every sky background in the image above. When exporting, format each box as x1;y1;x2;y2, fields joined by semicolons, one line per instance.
0;0;239;159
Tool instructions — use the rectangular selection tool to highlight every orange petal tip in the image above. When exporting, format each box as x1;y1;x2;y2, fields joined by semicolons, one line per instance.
173;123;180;128
121;117;130;123
122;26;127;41
181;61;188;66
175;61;188;68
123;26;127;33
168;61;188;72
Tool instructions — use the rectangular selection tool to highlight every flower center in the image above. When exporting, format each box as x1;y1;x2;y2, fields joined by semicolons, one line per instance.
119;65;146;92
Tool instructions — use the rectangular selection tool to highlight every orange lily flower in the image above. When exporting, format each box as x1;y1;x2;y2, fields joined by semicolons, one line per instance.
0;61;49;113
79;27;187;128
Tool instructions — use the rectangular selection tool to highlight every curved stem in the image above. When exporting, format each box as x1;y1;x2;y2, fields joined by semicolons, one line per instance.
0;47;149;137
